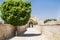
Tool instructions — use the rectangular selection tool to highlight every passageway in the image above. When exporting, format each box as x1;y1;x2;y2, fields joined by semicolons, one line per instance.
10;27;48;40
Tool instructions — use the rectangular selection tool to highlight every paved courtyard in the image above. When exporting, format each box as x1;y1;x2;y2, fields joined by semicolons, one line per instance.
10;27;48;40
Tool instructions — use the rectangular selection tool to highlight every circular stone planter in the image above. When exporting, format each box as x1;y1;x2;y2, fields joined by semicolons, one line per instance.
17;23;29;36
0;24;16;40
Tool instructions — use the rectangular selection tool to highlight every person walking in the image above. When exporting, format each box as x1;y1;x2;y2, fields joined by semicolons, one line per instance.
29;19;33;28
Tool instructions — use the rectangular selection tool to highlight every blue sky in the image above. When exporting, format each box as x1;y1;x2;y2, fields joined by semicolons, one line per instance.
0;0;60;20
31;0;60;20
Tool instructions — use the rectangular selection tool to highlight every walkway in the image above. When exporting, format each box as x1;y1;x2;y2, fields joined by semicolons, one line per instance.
10;27;48;40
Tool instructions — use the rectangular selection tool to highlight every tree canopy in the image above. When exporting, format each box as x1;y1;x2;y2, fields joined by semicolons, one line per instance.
1;0;31;26
44;19;57;23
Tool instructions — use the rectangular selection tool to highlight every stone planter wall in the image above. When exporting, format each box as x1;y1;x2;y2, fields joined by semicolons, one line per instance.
17;23;29;36
0;24;16;40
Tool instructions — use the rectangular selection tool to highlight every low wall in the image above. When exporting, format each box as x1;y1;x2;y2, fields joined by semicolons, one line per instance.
42;25;60;40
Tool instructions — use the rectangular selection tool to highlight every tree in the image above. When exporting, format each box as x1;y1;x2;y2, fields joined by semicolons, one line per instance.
44;19;57;23
0;0;31;26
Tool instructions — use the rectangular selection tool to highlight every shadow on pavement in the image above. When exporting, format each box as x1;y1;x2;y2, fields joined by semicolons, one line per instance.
17;34;41;37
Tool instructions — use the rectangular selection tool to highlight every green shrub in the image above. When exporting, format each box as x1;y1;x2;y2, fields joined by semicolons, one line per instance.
44;19;57;23
0;0;31;26
33;22;38;25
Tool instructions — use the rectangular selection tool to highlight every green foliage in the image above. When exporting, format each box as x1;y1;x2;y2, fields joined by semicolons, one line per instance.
0;6;1;10
33;22;38;25
44;19;57;23
1;0;31;26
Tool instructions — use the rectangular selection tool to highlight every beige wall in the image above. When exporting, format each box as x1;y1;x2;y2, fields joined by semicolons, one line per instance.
42;25;60;40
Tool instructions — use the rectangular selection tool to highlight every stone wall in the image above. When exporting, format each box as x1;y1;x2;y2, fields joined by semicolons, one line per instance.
42;25;60;40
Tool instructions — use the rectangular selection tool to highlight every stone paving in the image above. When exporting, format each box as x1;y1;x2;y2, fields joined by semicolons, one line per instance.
10;27;48;40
